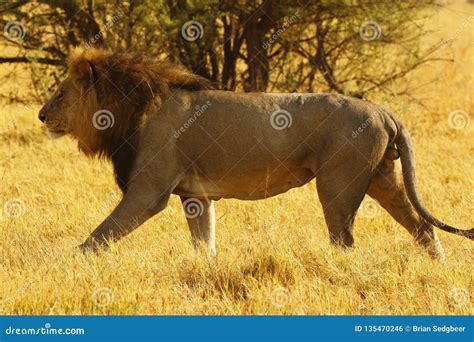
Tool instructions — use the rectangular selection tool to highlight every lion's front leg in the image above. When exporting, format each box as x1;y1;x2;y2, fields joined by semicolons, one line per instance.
80;191;171;253
180;197;216;256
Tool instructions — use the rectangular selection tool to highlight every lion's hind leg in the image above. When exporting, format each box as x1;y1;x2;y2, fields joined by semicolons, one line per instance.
367;160;445;260
181;197;216;256
316;165;374;248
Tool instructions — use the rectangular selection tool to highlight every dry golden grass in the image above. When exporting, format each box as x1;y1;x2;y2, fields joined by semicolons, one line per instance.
0;1;472;315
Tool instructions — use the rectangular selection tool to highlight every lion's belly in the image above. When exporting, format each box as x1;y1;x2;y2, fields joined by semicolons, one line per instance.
174;167;315;200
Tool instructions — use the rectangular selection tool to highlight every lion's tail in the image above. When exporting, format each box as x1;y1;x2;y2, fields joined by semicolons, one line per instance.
393;120;474;240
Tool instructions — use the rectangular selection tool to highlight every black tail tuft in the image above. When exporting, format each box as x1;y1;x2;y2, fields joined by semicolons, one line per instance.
394;120;473;241
459;228;474;240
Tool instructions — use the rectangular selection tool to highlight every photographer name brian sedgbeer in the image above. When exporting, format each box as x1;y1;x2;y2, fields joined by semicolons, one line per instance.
411;325;466;333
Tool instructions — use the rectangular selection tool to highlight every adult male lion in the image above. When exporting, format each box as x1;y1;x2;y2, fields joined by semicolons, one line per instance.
38;48;472;260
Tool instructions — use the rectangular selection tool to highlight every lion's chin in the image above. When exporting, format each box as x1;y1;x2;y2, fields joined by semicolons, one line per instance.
47;130;66;139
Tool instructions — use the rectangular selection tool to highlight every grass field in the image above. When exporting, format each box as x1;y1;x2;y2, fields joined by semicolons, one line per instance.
0;1;472;315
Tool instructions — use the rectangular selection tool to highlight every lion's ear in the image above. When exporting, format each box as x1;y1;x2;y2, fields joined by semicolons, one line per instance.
71;59;97;91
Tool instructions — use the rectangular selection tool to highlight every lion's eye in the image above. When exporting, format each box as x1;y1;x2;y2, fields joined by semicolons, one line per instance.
57;91;64;100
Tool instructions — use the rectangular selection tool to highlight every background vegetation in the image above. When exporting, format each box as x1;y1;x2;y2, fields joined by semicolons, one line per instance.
0;0;453;101
0;0;472;314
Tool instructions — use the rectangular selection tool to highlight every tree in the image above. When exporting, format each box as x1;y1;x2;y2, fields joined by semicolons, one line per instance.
0;0;449;103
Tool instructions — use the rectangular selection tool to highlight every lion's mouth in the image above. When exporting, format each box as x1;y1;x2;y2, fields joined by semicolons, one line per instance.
47;129;66;139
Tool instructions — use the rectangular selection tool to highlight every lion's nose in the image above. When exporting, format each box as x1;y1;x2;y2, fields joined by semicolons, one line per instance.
38;112;46;122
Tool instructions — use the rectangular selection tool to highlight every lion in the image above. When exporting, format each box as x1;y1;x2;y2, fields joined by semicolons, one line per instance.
38;48;473;260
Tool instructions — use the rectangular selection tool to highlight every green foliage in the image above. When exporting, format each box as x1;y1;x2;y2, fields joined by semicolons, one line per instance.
0;0;446;102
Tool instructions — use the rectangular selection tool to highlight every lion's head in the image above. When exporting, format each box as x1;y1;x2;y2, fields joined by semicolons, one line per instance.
38;47;215;157
37;74;82;139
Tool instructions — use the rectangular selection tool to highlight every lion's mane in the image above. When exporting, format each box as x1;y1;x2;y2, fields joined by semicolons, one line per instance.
68;48;215;191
